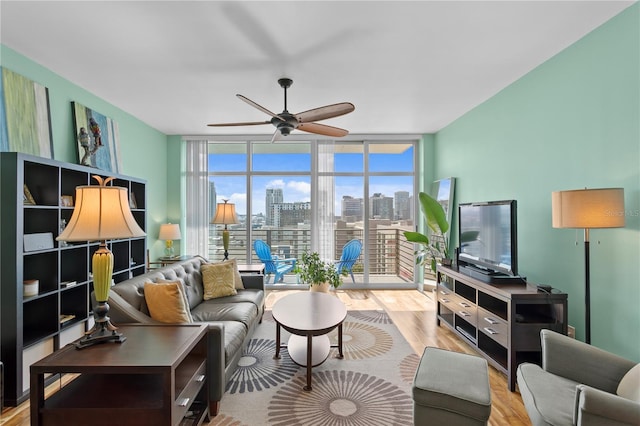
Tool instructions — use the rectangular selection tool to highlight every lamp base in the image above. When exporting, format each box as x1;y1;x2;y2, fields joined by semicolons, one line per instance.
75;301;126;349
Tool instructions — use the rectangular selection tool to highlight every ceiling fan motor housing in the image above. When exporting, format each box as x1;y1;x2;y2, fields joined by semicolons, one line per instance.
271;112;297;135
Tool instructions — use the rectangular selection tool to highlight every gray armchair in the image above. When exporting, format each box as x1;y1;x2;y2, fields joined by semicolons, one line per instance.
517;329;639;426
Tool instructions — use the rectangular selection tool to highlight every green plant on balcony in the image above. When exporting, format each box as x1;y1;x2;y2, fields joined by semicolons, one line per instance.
295;251;346;290
403;191;450;274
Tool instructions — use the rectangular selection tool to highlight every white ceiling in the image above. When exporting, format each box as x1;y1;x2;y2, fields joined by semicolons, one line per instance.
0;1;635;137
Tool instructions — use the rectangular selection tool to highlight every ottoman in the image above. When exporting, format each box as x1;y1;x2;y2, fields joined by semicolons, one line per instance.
412;347;491;425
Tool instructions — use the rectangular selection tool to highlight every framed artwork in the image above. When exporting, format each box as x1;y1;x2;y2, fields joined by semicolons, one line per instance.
0;67;54;159
72;102;122;173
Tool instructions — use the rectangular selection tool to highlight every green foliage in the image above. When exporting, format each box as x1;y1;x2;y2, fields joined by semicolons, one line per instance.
296;251;346;288
403;191;450;273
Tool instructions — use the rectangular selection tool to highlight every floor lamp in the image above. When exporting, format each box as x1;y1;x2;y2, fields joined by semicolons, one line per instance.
212;199;239;260
552;188;625;344
57;176;146;349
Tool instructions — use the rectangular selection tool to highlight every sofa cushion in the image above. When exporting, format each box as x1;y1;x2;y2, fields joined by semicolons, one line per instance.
191;300;258;327
143;282;193;323
517;363;579;426
617;364;640;402
202;262;237;300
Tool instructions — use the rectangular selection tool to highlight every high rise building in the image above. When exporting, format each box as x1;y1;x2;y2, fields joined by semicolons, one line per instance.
275;201;311;226
370;193;394;220
209;181;217;220
395;191;410;220
341;195;364;221
265;187;283;227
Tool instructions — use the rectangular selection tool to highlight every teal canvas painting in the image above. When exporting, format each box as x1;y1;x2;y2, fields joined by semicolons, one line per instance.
0;67;53;158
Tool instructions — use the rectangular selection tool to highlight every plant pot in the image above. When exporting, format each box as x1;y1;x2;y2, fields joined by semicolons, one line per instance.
309;282;331;293
441;258;453;267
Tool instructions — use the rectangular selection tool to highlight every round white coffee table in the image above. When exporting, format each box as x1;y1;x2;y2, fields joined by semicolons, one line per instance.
272;292;347;391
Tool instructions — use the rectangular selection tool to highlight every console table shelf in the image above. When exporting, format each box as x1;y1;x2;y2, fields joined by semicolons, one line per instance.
436;265;568;391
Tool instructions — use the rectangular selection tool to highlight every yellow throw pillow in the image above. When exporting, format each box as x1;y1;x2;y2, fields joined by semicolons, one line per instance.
144;282;193;323
154;278;194;322
226;258;245;289
201;262;238;300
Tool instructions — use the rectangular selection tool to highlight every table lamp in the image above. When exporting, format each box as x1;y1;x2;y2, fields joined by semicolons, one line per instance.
57;176;146;349
212;199;238;260
552;187;625;344
159;223;181;257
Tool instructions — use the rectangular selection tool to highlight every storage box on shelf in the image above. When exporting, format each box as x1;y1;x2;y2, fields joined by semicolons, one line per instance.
436;265;568;391
0;152;147;406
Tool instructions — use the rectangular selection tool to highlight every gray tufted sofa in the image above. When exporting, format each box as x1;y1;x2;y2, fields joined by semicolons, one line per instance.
103;257;265;416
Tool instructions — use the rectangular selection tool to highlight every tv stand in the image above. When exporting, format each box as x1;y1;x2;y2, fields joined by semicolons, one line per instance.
459;264;524;285
436;265;567;391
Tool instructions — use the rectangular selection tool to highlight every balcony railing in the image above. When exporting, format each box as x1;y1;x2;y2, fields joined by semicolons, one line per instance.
207;225;417;285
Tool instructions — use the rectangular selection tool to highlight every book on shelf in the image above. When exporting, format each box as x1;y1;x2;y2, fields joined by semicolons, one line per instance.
59;314;76;324
60;280;77;288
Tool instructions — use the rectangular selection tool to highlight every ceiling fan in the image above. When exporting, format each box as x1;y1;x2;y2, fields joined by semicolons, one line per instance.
208;78;355;142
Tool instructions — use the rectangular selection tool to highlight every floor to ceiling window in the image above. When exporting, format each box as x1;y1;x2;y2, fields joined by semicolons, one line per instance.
206;136;418;288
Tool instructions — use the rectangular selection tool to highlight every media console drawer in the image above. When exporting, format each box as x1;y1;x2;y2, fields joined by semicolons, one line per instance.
478;308;508;347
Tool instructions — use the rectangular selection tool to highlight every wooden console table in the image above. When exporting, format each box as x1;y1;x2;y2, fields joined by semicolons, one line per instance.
30;324;209;426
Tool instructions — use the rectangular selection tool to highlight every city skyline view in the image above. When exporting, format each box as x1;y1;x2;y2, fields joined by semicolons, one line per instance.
208;143;414;216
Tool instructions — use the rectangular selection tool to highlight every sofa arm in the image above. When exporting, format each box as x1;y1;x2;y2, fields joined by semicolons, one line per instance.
574;384;640;426
542;330;635;393
103;290;160;325
205;322;225;415
241;274;265;291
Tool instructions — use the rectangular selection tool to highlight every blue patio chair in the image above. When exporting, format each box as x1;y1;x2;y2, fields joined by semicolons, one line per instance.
253;239;297;284
335;239;362;284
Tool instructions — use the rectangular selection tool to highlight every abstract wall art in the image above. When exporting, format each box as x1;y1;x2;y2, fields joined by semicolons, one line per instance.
0;67;54;158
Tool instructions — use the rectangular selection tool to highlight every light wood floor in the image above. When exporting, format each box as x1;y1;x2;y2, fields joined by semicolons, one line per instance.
1;289;532;426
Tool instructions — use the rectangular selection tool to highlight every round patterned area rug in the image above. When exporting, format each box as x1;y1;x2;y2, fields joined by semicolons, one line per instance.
214;310;416;426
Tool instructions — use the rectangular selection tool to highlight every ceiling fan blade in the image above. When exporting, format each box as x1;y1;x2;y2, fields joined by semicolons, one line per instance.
298;122;349;137
269;129;283;144
237;94;280;119
295;102;355;123
207;120;270;127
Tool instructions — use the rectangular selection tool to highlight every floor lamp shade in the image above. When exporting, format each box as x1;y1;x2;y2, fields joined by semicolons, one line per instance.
551;187;625;344
212;200;239;260
56;176;145;348
552;188;625;229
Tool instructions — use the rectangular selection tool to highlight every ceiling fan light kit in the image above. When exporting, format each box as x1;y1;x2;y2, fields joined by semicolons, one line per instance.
208;78;354;141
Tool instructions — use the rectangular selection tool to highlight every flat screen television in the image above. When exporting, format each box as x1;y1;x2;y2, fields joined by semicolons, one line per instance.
458;200;518;277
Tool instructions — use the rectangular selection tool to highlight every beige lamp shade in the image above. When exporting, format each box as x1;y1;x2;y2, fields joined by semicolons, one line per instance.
212;200;239;225
552;188;625;229
57;177;146;241
159;223;181;240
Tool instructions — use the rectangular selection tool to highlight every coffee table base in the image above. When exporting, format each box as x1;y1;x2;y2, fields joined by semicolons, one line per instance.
288;335;330;367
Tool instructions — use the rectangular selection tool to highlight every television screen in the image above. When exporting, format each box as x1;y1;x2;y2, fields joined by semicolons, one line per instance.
458;200;517;276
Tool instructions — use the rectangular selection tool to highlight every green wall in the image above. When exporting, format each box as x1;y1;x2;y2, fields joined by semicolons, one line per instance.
0;45;170;258
434;5;639;360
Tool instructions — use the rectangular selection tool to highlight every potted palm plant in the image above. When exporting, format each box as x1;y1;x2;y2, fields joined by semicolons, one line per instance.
296;251;346;292
403;191;451;274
